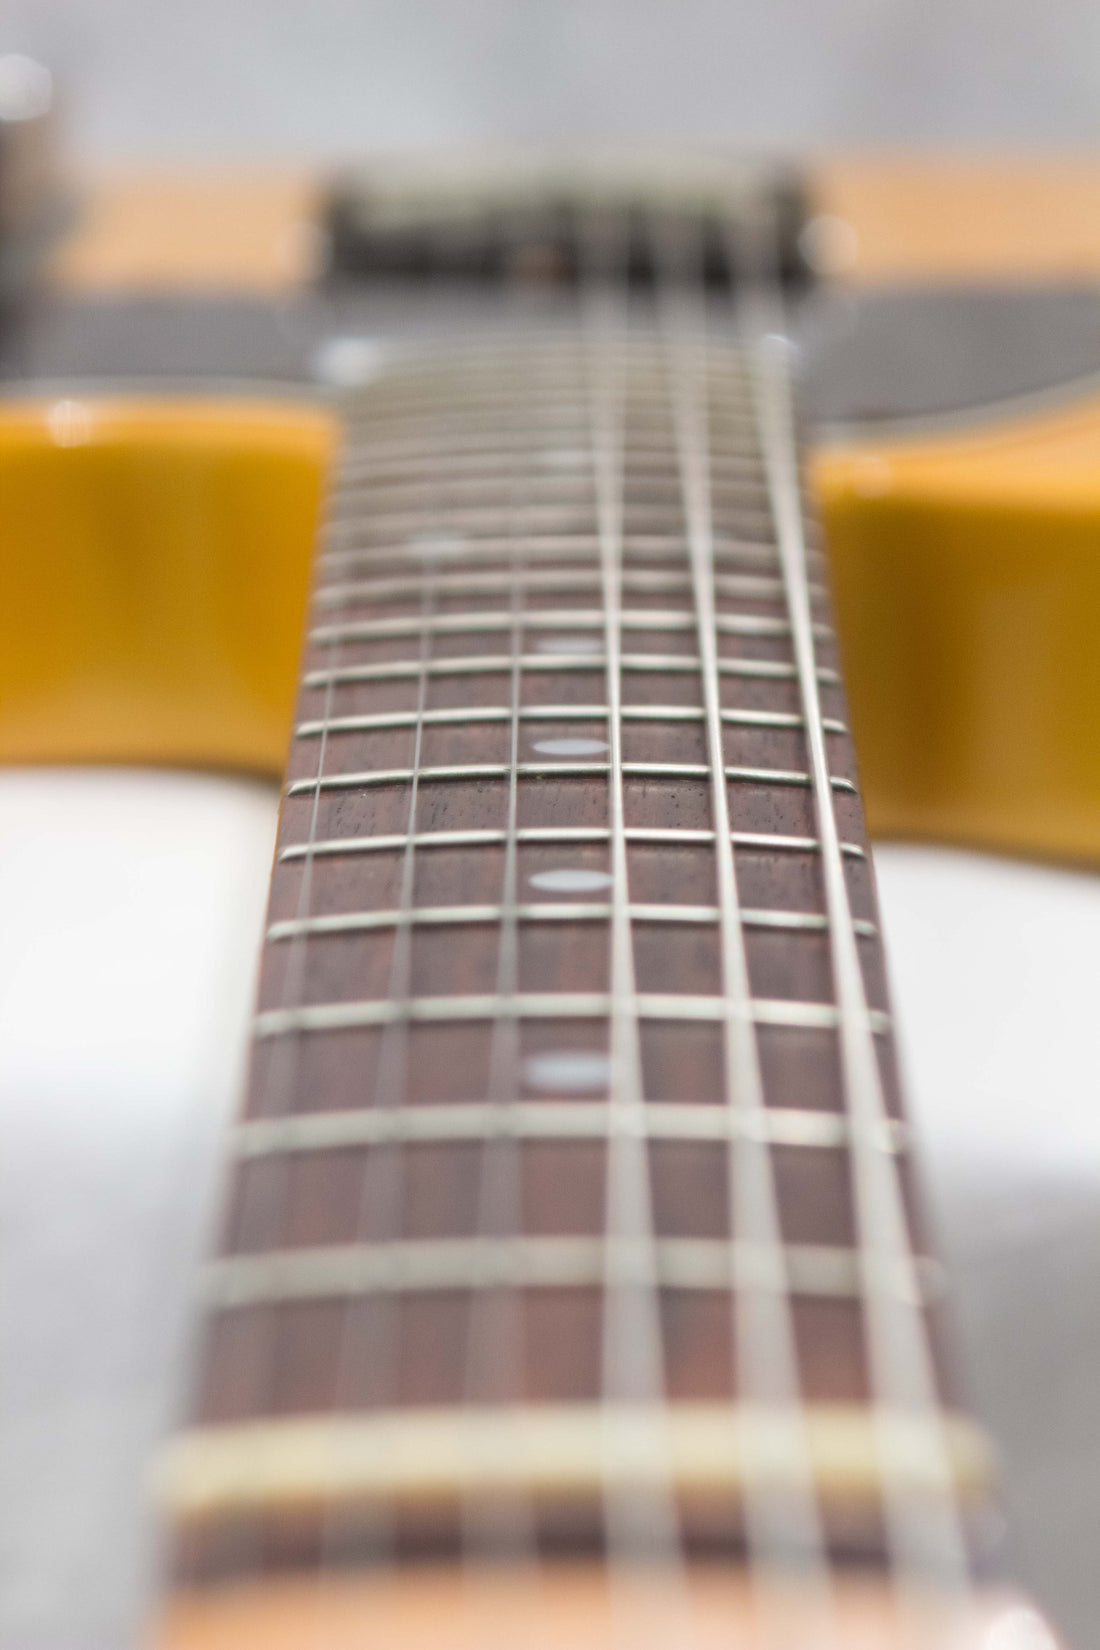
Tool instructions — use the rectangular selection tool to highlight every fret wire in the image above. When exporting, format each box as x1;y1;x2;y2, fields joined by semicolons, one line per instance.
313;567;805;605
255;992;892;1039
303;653;841;688
336;445;769;482
315;421;443;1577
657;220;829;1590
303;653;838;688
295;705;849;738
336;369;748;396
320;531;799;570
459;373;538;1566
335;391;761;421
309;606;830;643
326;514;791;541
328;473;774;511
234;1102;905;1160
285;762;857;797
333;413;761;445
335;443;762;471
336;380;757;413
324;505;777;543
266;904;877;941
279;825;868;862
584;215;683;1572
205;1237;943;1311
334;421;763;452
161;1404;992;1529
750;295;973;1594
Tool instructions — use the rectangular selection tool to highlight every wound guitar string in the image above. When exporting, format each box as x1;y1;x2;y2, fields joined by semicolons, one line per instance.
650;205;837;1647
457;219;538;1571
737;211;977;1635
578;205;690;1643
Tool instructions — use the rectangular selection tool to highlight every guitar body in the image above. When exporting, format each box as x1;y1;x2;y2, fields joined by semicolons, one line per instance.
6;164;1100;863
2;157;1091;1647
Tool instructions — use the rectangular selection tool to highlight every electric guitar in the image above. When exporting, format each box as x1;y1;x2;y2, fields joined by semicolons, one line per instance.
4;126;1096;1647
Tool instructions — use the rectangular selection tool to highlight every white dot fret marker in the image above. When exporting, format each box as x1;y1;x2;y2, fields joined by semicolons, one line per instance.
524;1052;611;1093
529;869;613;894
531;737;609;758
536;636;601;656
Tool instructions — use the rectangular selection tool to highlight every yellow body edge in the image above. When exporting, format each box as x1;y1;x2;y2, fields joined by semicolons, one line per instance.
4;390;1100;862
816;392;1100;863
0;396;335;774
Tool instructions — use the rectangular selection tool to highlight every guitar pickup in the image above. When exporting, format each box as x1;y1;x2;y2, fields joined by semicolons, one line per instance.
321;150;812;289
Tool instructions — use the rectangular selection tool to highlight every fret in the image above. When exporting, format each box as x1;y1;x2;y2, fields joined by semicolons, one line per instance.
325;499;778;537
266;904;877;940
160;1404;993;1533
333;391;758;423
204;1236;943;1310
328;417;750;450
284;762;859;796
254;992;891;1038
309;607;831;643
278;825;869;861
295;705;850;737
335;443;766;478
232;1101;904;1158
650;242;828;1583
337;372;756;406
328;471;774;508
164;317;987;1606
321;530;797;570
322;502;772;541
323;520;783;550
580;252;682;1565
313;568;806;605
751;318;972;1588
303;652;842;687
457;391;529;1553
333;393;747;432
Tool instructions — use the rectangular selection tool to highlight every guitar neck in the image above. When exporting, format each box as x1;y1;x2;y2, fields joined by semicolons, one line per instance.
157;237;1002;1642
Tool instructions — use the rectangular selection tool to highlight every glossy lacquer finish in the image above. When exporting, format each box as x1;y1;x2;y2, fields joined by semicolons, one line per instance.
0;398;332;771
4;389;1100;867
819;392;1100;863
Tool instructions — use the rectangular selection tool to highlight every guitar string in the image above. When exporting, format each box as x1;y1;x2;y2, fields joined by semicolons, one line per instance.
458;296;539;1573
305;273;682;1601
580;208;692;1643
201;190;966;1632
312;338;540;1613
311;378;443;1600
650;208;838;1648
737;213;977;1624
308;222;550;1597
315;317;549;1599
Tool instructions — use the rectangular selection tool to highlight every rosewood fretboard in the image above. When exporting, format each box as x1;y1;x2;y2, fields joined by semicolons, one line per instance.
162;302;992;1595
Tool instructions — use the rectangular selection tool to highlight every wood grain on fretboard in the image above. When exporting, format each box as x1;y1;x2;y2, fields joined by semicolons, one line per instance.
162;326;991;1587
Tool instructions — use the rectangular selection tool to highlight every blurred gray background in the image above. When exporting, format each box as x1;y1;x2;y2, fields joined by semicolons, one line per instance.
4;0;1100;160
